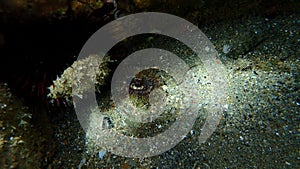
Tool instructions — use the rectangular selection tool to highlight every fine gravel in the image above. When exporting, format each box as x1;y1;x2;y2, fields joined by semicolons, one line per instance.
3;13;297;169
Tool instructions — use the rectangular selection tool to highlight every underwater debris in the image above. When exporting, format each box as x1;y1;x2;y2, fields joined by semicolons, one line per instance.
0;83;53;168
